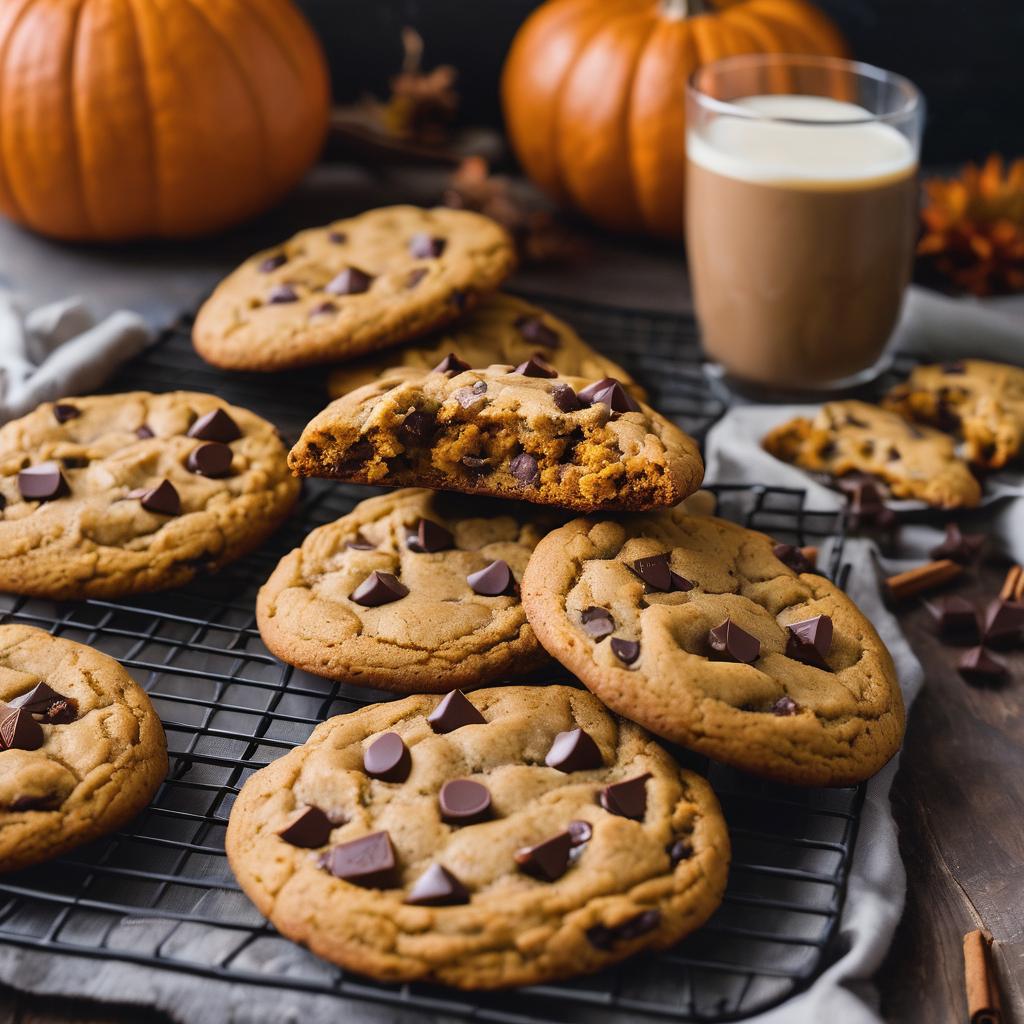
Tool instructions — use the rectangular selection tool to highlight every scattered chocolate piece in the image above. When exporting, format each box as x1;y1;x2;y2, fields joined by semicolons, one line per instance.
668;839;693;865
927;596;980;641
0;708;44;751
585;379;640;414
139;480;181;516
580;607;614;640
398;410;436;446
930;522;985;564
467;560;514;596
350;571;409;607
405;267;429;289
599;773;651;821
773;543;814;575
958;647;1007;685
259;253;287;273
407;518;454;553
320;831;397;887
785;615;833;670
514;831;572;881
551;383;583;413
310;300;338;317
53;403;80;424
364;732;412;783
511;355;558;379
439;779;491;824
325;267;373;295
514;315;559;349
771;695;800;717
587;909;661;950
982;598;1024;647
136;425;155;440
186;442;233;478
842;476;897;530
510;452;539;485
709;619;760;663
405;863;469;906
610;638;640;665
328;230;347;244
567;820;592;846
346;532;377;551
545;727;602;773
432;352;470;375
188;409;241;443
276;806;334;848
268;283;299;304
18;463;67;502
427;690;485;734
409;232;446;258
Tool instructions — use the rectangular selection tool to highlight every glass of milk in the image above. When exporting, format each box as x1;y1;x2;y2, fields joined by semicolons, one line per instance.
685;54;923;394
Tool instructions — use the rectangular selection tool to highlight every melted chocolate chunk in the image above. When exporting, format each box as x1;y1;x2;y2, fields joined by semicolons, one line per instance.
432;353;470;375
551;383;583;413
427;690;485;734
773;543;814;574
345;532;377;551
405;863;469;906
9;682;77;722
511;355;558;379
580;607;614;640
510;452;539;485
18;463;68;502
188;409;241;443
668;838;693;865
514;315;559;349
784;614;833;670
349;571;409;607
407;518;454;553
709;619;760;663
398;410;436;446
405;267;429;289
467;560;515;596
545;727;602;773
186;442;233;478
409;232;446;258
439;779;491;824
363;732;412;783
587;909;661;950
339;440;374;469
599;773;650;821
139;480;181;516
276;806;334;848
61;457;88;469
319;831;397;887
0;708;44;751
259;253;287;273
325;267;373;295
267;283;298;304
53;403;80;424
610;638;640;665
514;831;572;882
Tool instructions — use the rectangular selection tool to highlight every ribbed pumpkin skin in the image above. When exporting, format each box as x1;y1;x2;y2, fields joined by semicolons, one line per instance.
0;0;330;241
501;0;847;238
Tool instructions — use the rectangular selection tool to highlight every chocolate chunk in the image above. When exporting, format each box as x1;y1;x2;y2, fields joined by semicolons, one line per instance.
18;463;68;502
844;413;869;428
982;598;1024;647
514;315;559;349
139;480;181;516
136;424;155;440
325;267;373;295
41;698;78;725
407;518;454;553
472;380;487;395
345;532;376;551
398;410;436;446
942;360;966;374
568;819;592;846
709;619;760;663
958;646;1007;686
545;727;602;772
668;838;693;865
259;253;287;273
551;383;583;412
467;560;514;596
785;614;833;670
405;864;469;906
587;909;661;950
8;682;74;720
409;232;446;258
427;690;485;734
511;355;558;379
188;409;241;443
628;554;672;592
455;385;486;410
669;571;694;591
577;378;616;404
773;543;814;574
432;352;470;375
276;806;334;848
930;522;985;564
510;452;539;485
268;283;298;303
610;638;640;665
585;380;640;414
771;695;800;717
364;732;411;782
340;440;374;469
514;831;572;881
328;230;347;244
61;456;88;469
186;442;233;478
0;708;44;751
439;779;491;824
599;773;651;821
53;403;80;423
350;571;409;607
461;455;490;473
927;596;980;641
887;446;901;461
309;300;338;317
405;267;429;289
320;831;397;887
581;606;614;640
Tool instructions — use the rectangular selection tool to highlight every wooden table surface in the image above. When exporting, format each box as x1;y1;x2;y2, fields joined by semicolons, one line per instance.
0;165;1021;1024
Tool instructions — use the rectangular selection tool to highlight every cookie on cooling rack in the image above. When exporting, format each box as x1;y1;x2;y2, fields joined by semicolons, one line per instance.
225;684;729;989
1;624;167;873
0;391;300;599
521;509;905;787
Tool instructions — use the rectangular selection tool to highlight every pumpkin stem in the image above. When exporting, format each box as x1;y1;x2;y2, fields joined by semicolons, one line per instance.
662;0;706;17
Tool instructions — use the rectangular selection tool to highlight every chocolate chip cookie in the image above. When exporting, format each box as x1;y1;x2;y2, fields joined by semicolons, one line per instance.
257;489;558;691
1;624;167;873
225;685;729;988
289;365;703;513
193;206;516;371
326;292;645;401
762;400;982;508
883;359;1024;469
521;511;905;786
0;392;300;599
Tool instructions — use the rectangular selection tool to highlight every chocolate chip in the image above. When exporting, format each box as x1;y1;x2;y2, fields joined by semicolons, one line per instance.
276;806;334;848
942;360;966;374
186;442;233;478
340;440;374;470
771;695;800;716
887;446;901;461
511;355;558;378
785;614;832;670
346;532;376;551
514;315;559;349
61;456;88;469
581;607;614;639
439;779;491;824
136;425;155;440
427;690;485;734
455;386;486;410
53;403;80;423
577;378;616;404
568;819;592;846
610;638;640;665
958;646;1007;686
309;300;338;317
627;554;672;592
259;253;287;273
268;283;298;303
599;773;650;821
398;410;436;446
773;543;814;574
510;452;539;485
139;480;181;516
461;455;490;473
8;683;75;721
845;413;869;428
188;409;241;443
709;619;760;663
982;598;1024;647
432;352;470;375
584;380;640;414
927;596;980;641
364;732;411;782
467;559;514;596
514;831;572;882
328;230;347;244
545;727;602;773
405;267;428;289
319;831;397;887
18;463;67;502
930;522;985;564
550;383;583;413
350;571;409;607
409;233;446;258
0;708;44;751
407;518;454;553
587;909;661;950
405;864;469;906
668;838;693;865
325;267;373;295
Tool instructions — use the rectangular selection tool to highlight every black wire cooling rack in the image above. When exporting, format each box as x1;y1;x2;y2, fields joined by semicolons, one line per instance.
0;298;864;1023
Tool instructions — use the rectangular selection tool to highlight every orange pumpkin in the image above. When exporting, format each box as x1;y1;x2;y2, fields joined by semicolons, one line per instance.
501;0;847;238
0;0;330;241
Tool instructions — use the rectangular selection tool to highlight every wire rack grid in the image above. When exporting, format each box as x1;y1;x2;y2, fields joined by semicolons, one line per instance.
0;298;864;1023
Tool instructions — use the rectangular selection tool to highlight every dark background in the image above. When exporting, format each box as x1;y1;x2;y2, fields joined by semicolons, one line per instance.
298;0;1024;166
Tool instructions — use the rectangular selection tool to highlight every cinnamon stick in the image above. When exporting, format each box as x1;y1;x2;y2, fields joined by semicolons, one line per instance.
963;929;1002;1024
885;559;963;602
1014;571;1024;603
999;565;1021;602
800;545;819;568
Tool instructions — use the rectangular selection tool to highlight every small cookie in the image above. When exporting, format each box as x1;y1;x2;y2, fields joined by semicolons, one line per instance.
257;489;558;691
762;400;981;508
0;392;299;599
883;359;1024;469
289;365;703;513
193;206;516;371
326;292;645;400
521;511;905;786
225;685;729;988
1;624;167;873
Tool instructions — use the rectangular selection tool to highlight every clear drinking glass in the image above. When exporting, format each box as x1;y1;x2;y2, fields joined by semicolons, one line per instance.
685;54;923;394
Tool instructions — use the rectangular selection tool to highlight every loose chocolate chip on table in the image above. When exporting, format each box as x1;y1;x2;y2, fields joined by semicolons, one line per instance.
136;425;155;440
930;522;985;564
709;619;760;663
53;403;80;423
439;779;492;824
0;708;44;751
405;267;429;289
188;409;241;443
427;690;486;734
409;232;446;258
545;727;602;773
18;463;67;502
328;230;347;244
610;638;640;665
982;598;1024;647
580;606;614;640
587;909;661;950
511;355;558;379
550;382;583;413
467;560;514;596
927;596;980;641
276;806;335;848
568;820;593;846
350;571;409;608
514;315;560;349
772;695;800;717
398;410;436;446
585;380;640;414
364;732;412;782
310;300;338;317
319;831;397;887
773;543;814;574
405;864;469;906
510;452;540;485
958;647;1007;686
268;284;299;304
187;442;233;478
600;773;651;821
325;267;373;295
407;518;454;553
345;532;377;551
432;352;470;375
259;253;287;273
139;480;181;516
668;838;693;865
514;831;573;882
785;614;833;670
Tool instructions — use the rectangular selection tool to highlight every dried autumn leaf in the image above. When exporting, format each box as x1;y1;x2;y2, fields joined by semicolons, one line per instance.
383;27;458;144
